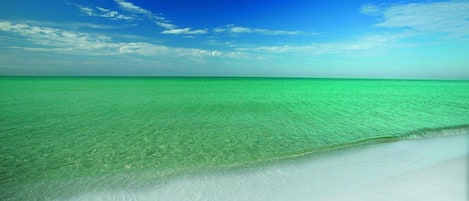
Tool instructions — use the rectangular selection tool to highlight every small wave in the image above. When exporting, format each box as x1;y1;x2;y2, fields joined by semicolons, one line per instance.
397;124;469;139
256;124;469;165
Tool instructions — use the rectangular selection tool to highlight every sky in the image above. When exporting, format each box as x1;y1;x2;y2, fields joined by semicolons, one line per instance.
0;0;468;78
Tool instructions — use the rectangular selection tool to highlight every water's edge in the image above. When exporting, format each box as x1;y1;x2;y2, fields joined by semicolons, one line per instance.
2;125;468;201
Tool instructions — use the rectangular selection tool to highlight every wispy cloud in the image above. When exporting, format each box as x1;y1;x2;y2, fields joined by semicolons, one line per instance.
366;1;469;38
96;7;134;20
76;4;133;21
77;5;94;16
235;31;415;56
0;21;222;57
156;22;176;30
65;22;125;29
114;0;150;15
111;0;206;35
76;1;304;37
230;1;468;57
0;21;112;54
111;0;177;31
11;20;122;30
161;28;208;35
360;4;381;16
215;25;302;35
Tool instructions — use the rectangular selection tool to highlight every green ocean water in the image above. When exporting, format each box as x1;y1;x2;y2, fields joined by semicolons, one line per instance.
1;77;469;200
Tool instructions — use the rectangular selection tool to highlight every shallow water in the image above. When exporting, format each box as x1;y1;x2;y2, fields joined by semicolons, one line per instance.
1;77;468;200
76;134;464;201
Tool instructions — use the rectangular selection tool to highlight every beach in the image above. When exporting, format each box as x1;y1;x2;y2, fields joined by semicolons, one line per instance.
336;155;468;201
65;134;468;201
1;0;469;199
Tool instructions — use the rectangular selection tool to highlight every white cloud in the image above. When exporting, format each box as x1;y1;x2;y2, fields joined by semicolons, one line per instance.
0;21;113;53
161;28;208;35
369;1;469;37
156;21;177;30
64;22;122;29
76;0;194;35
0;20;415;59
77;5;94;16
76;4;133;21
0;21;224;57
235;32;415;56
213;27;226;33
230;26;252;33
360;4;381;16
111;0;207;35
113;0;150;15
153;18;179;31
112;0;179;30
215;25;302;35
76;0;213;37
12;20;120;30
96;7;133;20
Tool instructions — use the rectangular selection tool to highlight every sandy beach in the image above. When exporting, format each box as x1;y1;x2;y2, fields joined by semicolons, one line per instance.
334;155;468;201
65;134;468;201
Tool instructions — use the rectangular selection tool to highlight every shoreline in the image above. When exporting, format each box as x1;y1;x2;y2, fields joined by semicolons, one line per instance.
65;134;469;201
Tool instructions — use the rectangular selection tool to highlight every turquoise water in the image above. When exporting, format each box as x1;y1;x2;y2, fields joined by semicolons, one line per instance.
1;77;469;200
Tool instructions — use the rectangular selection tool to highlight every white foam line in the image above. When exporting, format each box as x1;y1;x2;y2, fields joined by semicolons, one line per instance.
65;134;469;201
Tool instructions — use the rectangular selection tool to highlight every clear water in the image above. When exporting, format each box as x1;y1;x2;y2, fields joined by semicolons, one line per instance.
1;77;468;200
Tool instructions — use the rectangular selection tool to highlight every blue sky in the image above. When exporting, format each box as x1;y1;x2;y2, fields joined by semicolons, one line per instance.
0;0;468;78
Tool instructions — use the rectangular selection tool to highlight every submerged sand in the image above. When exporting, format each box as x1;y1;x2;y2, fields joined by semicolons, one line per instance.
66;134;468;201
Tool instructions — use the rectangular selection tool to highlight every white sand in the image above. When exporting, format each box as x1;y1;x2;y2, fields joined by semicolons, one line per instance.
66;134;468;201
332;155;468;201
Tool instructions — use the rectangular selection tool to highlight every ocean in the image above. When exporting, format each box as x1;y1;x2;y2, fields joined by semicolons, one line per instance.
1;77;468;200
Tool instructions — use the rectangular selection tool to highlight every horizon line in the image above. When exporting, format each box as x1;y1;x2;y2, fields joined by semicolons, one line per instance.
1;75;468;81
